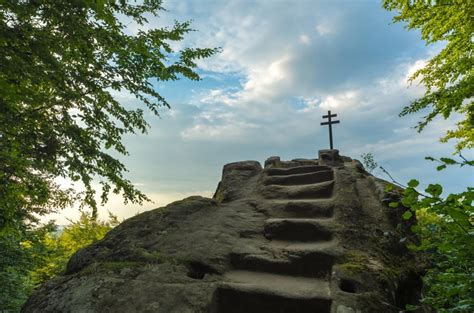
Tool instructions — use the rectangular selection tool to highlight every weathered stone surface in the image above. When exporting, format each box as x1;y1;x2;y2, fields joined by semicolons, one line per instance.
319;149;344;166
22;151;423;313
213;160;262;203
264;156;280;168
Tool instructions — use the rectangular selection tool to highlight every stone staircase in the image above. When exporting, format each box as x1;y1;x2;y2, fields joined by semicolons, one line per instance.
213;164;337;313
22;150;424;313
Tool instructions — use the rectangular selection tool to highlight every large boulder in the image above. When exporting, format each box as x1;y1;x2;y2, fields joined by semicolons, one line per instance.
22;151;423;313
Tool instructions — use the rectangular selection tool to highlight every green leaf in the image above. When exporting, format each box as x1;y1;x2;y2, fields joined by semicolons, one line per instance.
426;184;443;197
405;304;418;311
436;164;447;171
407;179;419;188
440;157;457;165
410;225;421;233
447;208;468;223
402;210;413;220
389;202;399;208
438;243;453;253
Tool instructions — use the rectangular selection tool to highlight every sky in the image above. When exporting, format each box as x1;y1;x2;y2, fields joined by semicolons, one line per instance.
49;0;473;224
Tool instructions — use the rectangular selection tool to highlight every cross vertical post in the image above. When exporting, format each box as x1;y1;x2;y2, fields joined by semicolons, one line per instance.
320;110;340;149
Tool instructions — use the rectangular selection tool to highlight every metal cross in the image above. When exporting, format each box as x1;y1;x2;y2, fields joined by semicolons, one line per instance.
320;110;340;150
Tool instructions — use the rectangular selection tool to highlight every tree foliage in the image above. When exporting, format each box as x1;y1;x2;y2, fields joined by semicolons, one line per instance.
0;0;217;310
0;225;51;311
382;1;473;311
391;176;474;312
360;152;378;173
383;0;473;152
0;0;218;223
380;154;473;311
1;211;118;311
31;211;120;285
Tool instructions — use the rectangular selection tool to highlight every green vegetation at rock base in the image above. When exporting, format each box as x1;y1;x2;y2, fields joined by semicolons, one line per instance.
382;1;473;310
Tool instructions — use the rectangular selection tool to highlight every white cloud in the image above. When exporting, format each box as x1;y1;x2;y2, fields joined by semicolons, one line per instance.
315;23;333;36
319;90;360;111
350;117;458;161
299;34;311;45
405;59;426;81
180;118;259;142
241;54;293;101
182;50;433;143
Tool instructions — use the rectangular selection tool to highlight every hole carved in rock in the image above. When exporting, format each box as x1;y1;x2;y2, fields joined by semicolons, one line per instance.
339;278;358;293
186;261;219;279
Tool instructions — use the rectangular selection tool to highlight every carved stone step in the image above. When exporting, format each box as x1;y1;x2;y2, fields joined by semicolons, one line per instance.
211;271;332;313
263;170;334;186
261;181;334;199
257;199;334;218
264;165;331;176
264;218;333;242
266;239;338;252
230;249;335;278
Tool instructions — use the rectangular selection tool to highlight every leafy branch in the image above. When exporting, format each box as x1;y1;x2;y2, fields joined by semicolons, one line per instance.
380;161;473;312
425;154;474;171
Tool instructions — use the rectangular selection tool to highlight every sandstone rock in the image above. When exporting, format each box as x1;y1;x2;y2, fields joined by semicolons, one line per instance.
264;156;280;168
318;149;344;167
22;151;423;313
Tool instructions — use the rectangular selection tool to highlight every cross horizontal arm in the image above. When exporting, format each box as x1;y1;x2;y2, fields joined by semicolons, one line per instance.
322;113;337;118
320;120;340;125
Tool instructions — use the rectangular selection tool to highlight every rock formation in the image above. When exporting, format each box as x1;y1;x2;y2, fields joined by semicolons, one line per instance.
22;150;423;313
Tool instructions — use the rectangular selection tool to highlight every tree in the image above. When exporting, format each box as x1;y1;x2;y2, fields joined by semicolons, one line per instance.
383;0;473;152
360;152;378;173
31;211;120;284
0;0;217;310
382;1;473;311
399;179;474;312
0;211;119;311
0;0;217;221
0;222;53;311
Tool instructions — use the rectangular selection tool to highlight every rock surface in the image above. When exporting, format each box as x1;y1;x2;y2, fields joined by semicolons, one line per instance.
22;150;423;313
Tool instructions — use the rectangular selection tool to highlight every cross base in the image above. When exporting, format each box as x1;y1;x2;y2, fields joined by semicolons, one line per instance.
318;149;343;166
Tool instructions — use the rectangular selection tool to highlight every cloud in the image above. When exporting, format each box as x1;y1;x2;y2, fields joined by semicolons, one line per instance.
182;56;429;144
299;34;311;45
319;90;360;111
180;117;260;142
315;22;333;36
350;117;459;161
48;1;471;224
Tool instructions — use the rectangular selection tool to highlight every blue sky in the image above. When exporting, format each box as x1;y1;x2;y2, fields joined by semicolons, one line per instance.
50;0;473;224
